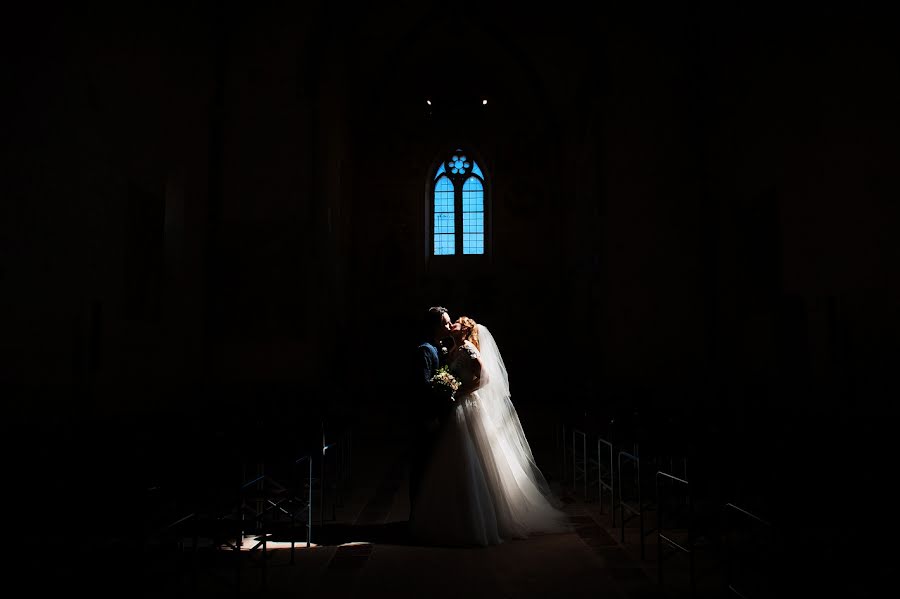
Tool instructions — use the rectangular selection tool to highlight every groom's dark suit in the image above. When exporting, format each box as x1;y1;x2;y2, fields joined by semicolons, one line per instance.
408;340;449;514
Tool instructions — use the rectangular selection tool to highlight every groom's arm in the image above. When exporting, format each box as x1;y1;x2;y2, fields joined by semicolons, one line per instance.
419;346;438;386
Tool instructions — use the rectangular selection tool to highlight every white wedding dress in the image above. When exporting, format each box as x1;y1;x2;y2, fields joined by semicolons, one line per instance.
409;325;570;546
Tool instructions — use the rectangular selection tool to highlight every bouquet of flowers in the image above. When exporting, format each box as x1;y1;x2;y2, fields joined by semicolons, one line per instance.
430;365;461;402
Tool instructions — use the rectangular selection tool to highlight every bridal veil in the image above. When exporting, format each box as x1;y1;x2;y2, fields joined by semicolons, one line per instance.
470;324;570;536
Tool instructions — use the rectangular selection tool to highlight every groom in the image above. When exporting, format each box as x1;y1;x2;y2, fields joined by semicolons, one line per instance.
408;305;454;517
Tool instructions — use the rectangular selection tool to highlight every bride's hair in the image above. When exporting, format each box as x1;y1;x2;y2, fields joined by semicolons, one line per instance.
456;316;479;349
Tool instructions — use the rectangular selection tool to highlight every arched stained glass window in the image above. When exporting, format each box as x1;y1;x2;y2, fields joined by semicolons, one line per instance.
431;149;487;256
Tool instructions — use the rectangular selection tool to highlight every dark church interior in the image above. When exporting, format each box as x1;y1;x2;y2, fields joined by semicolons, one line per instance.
4;1;897;596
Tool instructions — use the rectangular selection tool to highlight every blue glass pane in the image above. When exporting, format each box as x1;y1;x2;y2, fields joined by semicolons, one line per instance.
472;161;484;179
462;177;483;212
463;195;483;212
435;176;454;194
463;233;484;255
450;156;468;174
434;211;455;234
463;211;483;233
434;234;455;255
434;162;446;179
435;196;454;212
462;177;483;192
434;176;454;212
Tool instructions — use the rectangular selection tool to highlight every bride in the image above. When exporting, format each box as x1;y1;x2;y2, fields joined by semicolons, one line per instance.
409;316;570;546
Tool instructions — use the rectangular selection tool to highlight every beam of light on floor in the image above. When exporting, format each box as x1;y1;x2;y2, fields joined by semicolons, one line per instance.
230;534;320;550
338;541;372;547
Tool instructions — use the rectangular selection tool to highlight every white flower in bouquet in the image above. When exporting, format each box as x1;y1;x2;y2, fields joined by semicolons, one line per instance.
430;365;461;401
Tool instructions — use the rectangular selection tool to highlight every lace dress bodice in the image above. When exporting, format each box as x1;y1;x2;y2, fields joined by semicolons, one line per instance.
448;343;481;391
